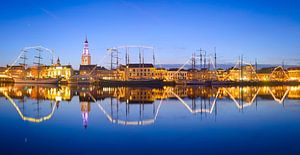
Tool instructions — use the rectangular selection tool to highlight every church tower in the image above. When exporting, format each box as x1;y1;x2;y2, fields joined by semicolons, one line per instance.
81;36;91;65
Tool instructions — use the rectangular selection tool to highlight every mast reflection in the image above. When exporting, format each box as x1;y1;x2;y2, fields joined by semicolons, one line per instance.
0;83;300;125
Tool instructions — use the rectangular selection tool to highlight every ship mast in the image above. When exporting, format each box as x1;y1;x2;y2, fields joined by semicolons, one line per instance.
34;48;43;79
19;50;28;68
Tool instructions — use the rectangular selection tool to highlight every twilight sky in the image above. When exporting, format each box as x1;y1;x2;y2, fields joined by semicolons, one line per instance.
0;0;300;69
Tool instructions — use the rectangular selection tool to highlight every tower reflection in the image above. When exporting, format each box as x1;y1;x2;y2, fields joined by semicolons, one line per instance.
0;84;299;125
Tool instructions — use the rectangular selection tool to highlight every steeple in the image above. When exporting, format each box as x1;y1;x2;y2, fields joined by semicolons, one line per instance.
81;36;91;65
57;57;61;65
84;35;88;43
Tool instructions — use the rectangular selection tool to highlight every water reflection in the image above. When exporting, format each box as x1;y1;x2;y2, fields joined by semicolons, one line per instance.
0;83;299;126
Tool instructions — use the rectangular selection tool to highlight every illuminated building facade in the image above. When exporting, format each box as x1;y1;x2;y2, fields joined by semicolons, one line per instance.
43;58;73;80
81;36;91;65
225;65;257;81
226;67;240;81
124;64;156;80
23;58;73;80
154;68;167;80
5;65;25;78
187;69;217;81
96;69;125;80
166;68;188;81
257;67;288;81
288;67;300;81
216;69;226;81
79;65;97;76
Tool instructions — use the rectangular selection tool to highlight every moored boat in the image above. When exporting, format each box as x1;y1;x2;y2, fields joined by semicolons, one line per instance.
99;79;167;87
14;78;59;84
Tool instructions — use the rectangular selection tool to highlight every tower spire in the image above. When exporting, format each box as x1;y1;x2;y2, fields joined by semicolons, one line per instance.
81;36;91;65
85;35;88;43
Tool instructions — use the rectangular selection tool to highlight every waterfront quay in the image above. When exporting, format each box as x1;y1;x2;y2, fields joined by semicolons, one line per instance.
0;37;300;86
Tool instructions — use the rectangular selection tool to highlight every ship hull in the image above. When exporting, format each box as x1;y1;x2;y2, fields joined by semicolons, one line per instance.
99;79;171;87
14;78;59;84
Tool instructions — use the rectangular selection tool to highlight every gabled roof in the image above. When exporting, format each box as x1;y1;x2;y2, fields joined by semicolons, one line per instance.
168;68;187;71
96;66;108;70
79;65;96;70
127;63;154;68
288;67;300;71
0;67;6;72
257;67;277;74
156;67;166;70
6;65;25;70
226;67;239;71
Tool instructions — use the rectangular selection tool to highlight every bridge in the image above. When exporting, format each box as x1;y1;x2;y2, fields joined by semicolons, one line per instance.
91;86;291;126
1;45;56;80
0;85;293;125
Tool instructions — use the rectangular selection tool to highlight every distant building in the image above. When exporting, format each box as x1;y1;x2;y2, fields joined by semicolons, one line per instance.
81;36;91;65
288;67;300;81
166;68;188;81
79;64;97;76
257;67;288;81
124;63;156;80
226;65;257;81
216;69;226;81
21;58;73;80
42;58;73;80
256;67;274;81
6;65;25;78
0;67;6;74
225;67;240;81
95;68;124;80
154;68;167;80
187;68;216;81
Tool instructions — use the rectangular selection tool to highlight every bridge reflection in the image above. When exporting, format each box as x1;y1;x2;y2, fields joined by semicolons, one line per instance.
0;84;299;126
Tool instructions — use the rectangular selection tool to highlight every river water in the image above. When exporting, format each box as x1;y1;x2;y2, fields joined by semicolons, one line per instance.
0;84;300;155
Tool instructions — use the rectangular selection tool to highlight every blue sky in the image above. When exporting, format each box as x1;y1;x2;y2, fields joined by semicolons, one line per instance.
0;0;300;69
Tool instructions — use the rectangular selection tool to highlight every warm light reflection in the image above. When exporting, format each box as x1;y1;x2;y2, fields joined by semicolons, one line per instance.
0;84;300;125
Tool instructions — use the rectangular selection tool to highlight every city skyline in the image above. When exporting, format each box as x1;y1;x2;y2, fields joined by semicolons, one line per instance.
1;1;300;154
1;0;300;68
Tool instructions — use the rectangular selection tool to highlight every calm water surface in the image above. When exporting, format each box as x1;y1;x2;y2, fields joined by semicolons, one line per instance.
0;84;300;155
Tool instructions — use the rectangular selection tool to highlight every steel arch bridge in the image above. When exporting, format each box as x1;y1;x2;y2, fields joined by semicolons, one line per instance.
5;45;56;73
1;91;59;123
106;45;156;69
0;86;292;125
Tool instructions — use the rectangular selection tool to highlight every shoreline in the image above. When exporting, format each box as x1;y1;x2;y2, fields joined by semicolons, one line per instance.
1;80;300;87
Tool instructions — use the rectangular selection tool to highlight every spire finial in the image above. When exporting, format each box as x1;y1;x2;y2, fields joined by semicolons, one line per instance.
85;35;88;43
57;57;61;65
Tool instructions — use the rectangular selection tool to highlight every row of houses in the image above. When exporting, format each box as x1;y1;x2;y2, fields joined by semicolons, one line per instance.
2;58;73;80
78;63;300;82
2;60;300;82
2;85;300;104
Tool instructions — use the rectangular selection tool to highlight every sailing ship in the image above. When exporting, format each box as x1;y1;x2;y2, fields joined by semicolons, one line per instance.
13;49;59;84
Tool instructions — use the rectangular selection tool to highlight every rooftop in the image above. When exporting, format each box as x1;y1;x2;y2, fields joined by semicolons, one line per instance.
288;67;300;70
79;65;97;70
127;63;154;68
168;68;187;71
